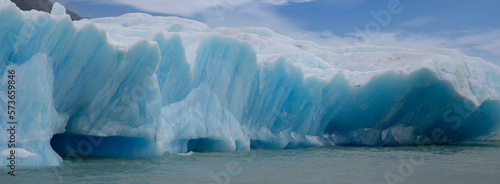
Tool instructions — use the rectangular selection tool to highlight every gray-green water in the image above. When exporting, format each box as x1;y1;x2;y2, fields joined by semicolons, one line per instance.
3;135;500;184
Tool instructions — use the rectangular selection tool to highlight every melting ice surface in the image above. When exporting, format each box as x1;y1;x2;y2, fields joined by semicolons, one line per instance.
1;1;500;166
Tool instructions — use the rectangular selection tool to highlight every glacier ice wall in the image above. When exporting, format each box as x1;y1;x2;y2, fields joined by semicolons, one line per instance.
1;1;500;166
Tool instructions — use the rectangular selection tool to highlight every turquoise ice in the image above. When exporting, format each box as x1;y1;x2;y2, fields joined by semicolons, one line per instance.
1;1;499;166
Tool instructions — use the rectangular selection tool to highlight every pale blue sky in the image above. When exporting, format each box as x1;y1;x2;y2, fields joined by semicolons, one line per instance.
53;0;500;65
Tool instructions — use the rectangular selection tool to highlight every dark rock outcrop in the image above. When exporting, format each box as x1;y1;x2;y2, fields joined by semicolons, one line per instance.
11;0;83;20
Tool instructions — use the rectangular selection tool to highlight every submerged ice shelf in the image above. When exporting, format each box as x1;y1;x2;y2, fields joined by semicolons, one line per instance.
1;1;500;166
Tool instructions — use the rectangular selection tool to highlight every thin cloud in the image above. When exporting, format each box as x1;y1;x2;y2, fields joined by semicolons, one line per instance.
106;0;315;17
453;29;500;63
456;29;500;53
290;30;448;50
202;2;297;30
289;29;499;65
323;0;367;8
398;16;435;28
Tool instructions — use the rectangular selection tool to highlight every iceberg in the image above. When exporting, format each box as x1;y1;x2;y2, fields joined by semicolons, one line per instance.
1;1;499;166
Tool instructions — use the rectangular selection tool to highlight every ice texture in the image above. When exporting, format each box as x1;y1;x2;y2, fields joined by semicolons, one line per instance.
1;1;500;166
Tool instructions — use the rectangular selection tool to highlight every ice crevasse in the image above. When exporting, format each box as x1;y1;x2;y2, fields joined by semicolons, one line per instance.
1;1;500;166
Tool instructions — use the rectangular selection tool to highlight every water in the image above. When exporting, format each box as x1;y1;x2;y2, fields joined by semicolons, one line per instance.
2;135;499;184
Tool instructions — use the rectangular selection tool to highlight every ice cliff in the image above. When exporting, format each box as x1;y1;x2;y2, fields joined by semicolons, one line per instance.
1;1;500;166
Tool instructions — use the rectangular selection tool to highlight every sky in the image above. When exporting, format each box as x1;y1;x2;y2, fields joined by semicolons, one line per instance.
51;0;500;65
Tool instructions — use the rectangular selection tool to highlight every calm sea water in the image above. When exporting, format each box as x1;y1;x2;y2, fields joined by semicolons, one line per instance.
2;135;499;184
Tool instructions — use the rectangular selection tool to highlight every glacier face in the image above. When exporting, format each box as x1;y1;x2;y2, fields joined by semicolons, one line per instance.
1;1;500;166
